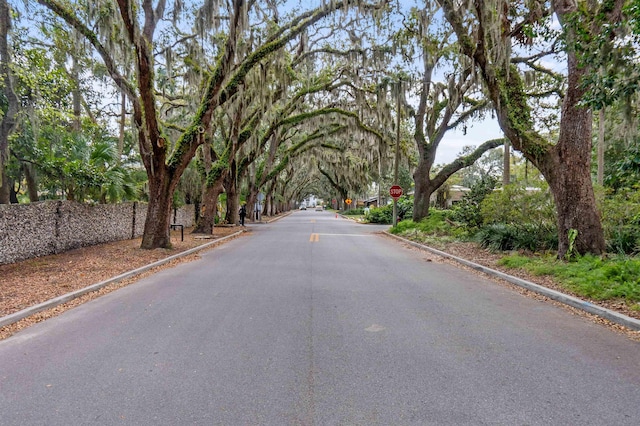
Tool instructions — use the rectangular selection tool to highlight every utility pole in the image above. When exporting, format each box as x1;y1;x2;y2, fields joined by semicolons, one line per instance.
392;83;401;227
597;108;605;186
503;137;510;186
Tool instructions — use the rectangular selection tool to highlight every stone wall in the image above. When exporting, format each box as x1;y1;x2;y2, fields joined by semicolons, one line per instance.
0;202;58;263
0;201;195;265
171;204;195;227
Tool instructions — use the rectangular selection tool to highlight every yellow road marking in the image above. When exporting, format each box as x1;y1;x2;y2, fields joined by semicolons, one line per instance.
309;233;319;242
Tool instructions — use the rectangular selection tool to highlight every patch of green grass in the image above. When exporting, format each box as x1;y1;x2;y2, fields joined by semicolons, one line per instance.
391;210;465;238
498;254;640;302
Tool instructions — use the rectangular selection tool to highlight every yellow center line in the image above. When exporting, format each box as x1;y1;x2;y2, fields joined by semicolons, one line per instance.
309;233;319;242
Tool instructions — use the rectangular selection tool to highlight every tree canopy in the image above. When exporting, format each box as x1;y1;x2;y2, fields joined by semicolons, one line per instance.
1;0;639;256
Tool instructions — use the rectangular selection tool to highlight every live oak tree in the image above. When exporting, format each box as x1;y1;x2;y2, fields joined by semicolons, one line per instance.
38;0;386;249
230;10;395;224
389;5;502;221
438;0;624;257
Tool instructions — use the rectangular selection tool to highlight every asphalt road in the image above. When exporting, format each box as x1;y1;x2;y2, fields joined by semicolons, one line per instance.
1;211;639;425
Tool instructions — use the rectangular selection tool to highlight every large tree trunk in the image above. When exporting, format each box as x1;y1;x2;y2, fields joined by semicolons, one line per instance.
544;159;604;256
548;2;604;256
0;0;18;205
412;162;433;220
246;188;258;222
537;49;605;256
439;0;608;257
193;180;223;234
141;174;175;249
0;154;9;204
193;144;223;234
223;165;239;225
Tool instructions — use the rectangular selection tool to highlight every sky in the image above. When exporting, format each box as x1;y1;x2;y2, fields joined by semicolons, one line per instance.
435;118;504;165
283;0;511;166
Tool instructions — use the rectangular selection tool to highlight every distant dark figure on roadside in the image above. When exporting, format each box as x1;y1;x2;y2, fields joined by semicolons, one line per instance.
239;203;247;226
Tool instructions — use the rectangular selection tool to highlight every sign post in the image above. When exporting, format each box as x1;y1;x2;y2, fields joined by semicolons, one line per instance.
390;185;403;226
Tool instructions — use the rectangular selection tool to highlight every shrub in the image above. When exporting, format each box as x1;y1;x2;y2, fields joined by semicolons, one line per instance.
607;226;640;255
600;189;640;255
473;183;557;253
480;183;556;229
367;204;393;223
365;195;413;224
450;176;497;231
343;207;365;216
476;224;518;251
397;195;414;221
391;209;452;234
476;223;557;252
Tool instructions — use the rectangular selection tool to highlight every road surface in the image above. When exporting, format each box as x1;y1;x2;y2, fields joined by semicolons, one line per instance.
1;210;639;425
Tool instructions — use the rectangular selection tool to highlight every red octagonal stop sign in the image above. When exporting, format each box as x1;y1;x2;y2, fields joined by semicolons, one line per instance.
390;185;403;200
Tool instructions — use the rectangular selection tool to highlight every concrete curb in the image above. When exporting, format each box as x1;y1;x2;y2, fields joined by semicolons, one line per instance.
246;211;292;225
0;231;245;329
263;211;292;223
384;231;640;332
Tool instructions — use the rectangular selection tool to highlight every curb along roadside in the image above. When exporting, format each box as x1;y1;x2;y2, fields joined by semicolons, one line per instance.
0;230;245;329
263;211;292;223
248;211;292;225
384;231;640;332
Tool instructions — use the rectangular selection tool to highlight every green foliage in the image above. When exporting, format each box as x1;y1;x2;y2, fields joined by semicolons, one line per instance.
390;209;460;236
389;209;466;248
600;189;640;255
397;167;414;197
366;204;392;223
604;138;640;192
480;184;556;227
474;183;557;252
475;223;558;252
578;3;640;110
565;229;579;261
450;176;497;231
397;195;413;220
498;254;640;303
364;195;413;224
343;207;365;216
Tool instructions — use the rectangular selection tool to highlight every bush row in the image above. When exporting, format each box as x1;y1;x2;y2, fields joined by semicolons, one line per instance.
389;179;640;255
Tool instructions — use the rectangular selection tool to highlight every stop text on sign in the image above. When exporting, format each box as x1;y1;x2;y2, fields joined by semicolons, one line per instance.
389;185;403;199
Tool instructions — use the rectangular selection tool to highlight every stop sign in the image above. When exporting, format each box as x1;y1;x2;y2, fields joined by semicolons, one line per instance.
390;185;403;200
